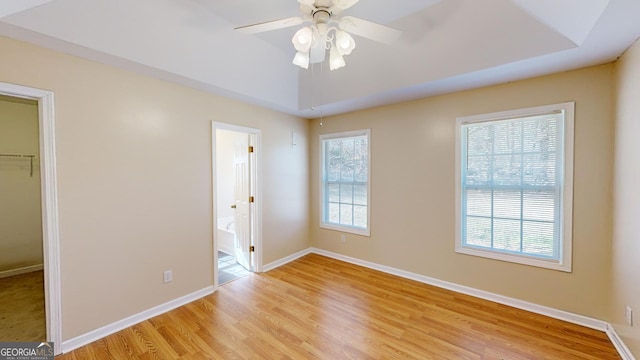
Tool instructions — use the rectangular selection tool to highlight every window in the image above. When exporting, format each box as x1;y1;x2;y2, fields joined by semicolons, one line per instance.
455;102;574;271
320;130;370;236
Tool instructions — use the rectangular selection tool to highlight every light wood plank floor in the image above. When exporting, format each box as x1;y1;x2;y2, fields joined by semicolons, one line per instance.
0;270;46;342
56;254;620;359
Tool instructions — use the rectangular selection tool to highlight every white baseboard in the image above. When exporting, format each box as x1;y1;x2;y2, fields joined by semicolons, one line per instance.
261;248;312;272
266;247;636;358
60;286;215;354
309;248;607;331
0;264;43;279
607;324;637;360
57;248;636;359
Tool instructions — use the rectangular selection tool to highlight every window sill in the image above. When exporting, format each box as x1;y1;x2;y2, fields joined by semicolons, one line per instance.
455;245;571;272
320;223;370;237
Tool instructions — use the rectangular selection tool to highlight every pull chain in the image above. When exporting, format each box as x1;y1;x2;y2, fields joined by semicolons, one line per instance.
319;61;324;126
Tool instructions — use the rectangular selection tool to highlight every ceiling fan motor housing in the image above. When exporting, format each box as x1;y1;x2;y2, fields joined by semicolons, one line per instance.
312;8;332;24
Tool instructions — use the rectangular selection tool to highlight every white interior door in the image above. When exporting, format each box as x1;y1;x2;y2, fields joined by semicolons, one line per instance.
233;134;251;271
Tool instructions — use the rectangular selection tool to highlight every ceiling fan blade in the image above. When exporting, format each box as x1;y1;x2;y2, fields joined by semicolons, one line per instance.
235;17;304;35
332;0;360;10
298;0;317;15
338;16;402;45
299;4;316;15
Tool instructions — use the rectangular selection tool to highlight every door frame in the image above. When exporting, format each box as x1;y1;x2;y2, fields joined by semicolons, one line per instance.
0;82;62;354
211;121;262;289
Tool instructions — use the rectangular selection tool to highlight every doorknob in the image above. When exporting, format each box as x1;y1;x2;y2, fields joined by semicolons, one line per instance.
231;204;237;209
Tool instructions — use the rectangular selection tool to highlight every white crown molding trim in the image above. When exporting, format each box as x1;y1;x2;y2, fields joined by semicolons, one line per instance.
606;324;637;360
60;286;215;354
0;264;43;279
261;248;313;272
0;0;52;18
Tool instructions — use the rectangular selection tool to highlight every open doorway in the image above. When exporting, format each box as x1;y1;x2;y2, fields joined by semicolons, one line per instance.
0;83;61;354
212;123;261;287
0;94;45;341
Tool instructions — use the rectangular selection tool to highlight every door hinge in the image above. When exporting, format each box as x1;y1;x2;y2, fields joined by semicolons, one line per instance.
250;245;255;252
249;196;255;203
248;146;254;153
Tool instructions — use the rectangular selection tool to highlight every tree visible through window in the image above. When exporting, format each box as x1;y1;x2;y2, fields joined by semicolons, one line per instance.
456;103;574;271
321;130;370;236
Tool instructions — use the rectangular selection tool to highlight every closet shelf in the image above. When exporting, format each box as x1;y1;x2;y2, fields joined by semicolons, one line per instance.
0;153;37;177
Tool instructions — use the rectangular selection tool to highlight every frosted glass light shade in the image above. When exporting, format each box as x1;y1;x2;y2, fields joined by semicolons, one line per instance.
292;51;310;69
335;30;355;56
329;45;346;70
292;27;313;52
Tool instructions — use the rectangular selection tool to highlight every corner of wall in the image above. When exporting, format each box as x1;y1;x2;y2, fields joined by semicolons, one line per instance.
610;37;640;359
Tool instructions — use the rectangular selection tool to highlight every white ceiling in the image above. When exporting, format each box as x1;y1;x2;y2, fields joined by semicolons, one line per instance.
1;0;639;118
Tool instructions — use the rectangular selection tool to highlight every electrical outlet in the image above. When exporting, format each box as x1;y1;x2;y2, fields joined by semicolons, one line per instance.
340;234;346;243
163;270;172;284
626;306;633;326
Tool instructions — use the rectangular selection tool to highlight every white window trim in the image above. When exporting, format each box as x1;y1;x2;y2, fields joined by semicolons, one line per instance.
455;102;574;272
320;129;371;237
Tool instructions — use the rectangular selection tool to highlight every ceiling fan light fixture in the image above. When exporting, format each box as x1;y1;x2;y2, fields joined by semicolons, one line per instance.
292;27;313;52
335;30;355;55
315;23;329;38
292;51;310;69
329;44;346;70
236;0;400;71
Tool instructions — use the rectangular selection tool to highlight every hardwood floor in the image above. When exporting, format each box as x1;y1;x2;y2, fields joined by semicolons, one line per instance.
0;270;46;342
56;254;620;359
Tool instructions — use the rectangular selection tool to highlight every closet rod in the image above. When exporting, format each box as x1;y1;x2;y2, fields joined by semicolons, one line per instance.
0;153;37;177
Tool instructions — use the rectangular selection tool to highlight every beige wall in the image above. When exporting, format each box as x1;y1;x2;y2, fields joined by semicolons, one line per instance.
0;36;309;340
1;30;631;350
612;38;640;356
310;64;614;320
0;95;43;272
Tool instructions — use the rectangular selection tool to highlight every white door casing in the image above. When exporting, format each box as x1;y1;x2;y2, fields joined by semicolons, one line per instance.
212;121;262;289
0;82;62;354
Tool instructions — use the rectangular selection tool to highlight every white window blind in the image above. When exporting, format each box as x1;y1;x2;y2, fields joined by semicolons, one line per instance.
456;103;574;271
320;130;370;236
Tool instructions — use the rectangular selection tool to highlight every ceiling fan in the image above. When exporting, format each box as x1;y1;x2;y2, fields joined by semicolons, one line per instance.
235;0;402;70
